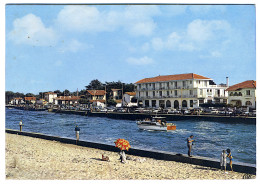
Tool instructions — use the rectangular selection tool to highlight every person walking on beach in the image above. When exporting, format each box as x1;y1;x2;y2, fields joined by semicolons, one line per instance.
19;120;23;132
187;135;194;157
220;150;227;172
75;125;80;144
226;149;233;171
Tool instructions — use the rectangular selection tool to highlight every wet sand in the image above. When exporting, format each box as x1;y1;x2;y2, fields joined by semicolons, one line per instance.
5;133;255;180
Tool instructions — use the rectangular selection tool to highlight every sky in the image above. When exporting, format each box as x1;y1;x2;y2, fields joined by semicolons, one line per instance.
5;4;256;94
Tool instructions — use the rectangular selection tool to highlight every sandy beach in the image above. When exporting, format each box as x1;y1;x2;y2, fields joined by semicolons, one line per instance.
5;133;255;180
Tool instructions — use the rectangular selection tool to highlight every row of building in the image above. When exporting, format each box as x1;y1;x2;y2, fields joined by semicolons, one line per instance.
10;73;256;109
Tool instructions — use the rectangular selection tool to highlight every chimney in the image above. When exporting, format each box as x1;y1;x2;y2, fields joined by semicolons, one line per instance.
226;77;229;87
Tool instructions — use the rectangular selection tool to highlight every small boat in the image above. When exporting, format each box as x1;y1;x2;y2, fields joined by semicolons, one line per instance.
136;116;176;131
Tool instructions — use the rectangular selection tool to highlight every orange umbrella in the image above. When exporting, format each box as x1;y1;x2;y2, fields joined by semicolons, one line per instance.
114;138;131;151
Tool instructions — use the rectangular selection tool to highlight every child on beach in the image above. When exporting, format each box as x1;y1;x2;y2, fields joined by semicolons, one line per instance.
220;150;227;172
226;149;233;171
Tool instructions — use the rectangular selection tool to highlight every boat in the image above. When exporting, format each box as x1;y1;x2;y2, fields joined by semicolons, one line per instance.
136;116;176;131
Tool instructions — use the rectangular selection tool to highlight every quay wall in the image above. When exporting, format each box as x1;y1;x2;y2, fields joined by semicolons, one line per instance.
5;129;256;175
56;110;255;124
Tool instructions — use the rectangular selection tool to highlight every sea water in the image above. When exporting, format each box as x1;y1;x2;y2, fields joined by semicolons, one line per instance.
5;108;256;164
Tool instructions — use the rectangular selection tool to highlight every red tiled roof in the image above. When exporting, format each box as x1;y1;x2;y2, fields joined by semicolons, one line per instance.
89;100;105;103
44;92;56;95
226;80;256;91
87;90;105;96
24;97;36;101
14;97;23;100
115;100;122;103
125;92;136;96
111;89;121;91
135;73;211;84
54;96;80;101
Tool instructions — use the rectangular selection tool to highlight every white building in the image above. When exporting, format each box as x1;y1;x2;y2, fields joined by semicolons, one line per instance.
135;73;228;109
44;92;57;104
226;80;256;108
10;97;24;105
122;92;137;107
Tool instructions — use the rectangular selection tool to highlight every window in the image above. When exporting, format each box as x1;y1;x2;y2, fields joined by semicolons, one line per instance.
146;92;148;97
200;89;203;95
159;91;162;96
175;90;177;96
153;91;155;97
152;100;156;107
246;90;251;96
167;91;169;96
190;81;192;84
246;101;252;106
190;90;193;95
190;100;193;107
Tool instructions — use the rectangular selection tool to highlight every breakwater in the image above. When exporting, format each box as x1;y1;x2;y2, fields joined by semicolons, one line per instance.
5;129;256;175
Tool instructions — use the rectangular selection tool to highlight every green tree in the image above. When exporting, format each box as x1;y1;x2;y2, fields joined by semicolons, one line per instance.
78;98;89;104
63;89;71;96
107;99;117;106
85;79;104;90
54;90;62;96
5;91;14;104
25;93;35;97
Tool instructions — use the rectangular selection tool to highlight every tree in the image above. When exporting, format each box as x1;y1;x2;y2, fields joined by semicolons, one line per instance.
85;79;104;90
107;99;117;106
25;93;35;97
54;90;62;96
63;89;71;96
78;98;89;104
5;91;15;104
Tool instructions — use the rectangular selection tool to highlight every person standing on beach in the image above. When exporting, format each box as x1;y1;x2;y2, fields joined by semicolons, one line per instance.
220;150;227;172
75;125;80;144
187;135;194;157
19;120;23;132
226;149;233;171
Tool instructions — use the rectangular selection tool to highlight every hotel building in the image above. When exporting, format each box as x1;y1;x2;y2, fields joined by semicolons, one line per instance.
226;80;256;108
135;73;228;109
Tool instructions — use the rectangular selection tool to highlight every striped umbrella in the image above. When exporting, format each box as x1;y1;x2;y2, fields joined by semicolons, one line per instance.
114;138;131;151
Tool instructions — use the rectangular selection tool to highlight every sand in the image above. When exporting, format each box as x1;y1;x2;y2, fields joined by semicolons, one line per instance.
5;133;255;180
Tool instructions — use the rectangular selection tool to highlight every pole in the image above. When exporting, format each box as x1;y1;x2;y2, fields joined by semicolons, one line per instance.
105;85;107;107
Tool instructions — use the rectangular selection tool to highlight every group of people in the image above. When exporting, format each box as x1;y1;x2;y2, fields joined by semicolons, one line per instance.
187;135;233;172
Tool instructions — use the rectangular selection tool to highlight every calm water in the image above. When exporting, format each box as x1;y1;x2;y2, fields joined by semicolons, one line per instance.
5;108;256;164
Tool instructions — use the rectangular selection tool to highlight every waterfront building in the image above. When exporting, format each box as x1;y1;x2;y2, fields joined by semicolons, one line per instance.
135;73;228;109
24;97;36;104
226;80;256;108
86;90;106;108
53;96;80;105
44;92;57;104
10;97;24;105
122;92;137;107
111;89;122;100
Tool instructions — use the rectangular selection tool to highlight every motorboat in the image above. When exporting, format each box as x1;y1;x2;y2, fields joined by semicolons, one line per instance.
136;116;176;131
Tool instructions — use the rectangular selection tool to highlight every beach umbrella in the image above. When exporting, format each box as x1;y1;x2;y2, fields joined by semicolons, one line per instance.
114;138;131;151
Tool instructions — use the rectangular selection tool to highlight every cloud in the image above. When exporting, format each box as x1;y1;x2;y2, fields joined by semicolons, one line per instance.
187;19;231;42
126;56;154;65
8;14;57;46
145;19;231;54
189;5;226;14
56;5;159;36
58;39;93;53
